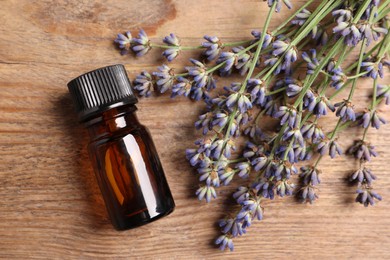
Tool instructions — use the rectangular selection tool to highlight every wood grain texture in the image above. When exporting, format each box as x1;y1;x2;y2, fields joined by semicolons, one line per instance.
0;0;389;259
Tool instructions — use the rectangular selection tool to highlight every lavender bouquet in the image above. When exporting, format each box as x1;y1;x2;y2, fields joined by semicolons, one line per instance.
114;0;389;251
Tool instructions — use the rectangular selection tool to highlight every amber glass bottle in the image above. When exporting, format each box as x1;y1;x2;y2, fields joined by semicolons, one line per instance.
67;64;175;230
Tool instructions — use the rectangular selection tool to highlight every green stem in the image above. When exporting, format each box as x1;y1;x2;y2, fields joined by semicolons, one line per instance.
348;71;369;79
329;119;343;140
371;77;378;110
242;0;278;89
150;43;204;50
347;39;367;101
266;87;287;96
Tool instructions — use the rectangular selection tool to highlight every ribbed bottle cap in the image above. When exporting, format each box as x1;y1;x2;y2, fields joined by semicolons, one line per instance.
67;64;138;121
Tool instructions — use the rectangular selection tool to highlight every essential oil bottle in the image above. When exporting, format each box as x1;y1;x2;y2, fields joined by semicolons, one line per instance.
67;64;175;230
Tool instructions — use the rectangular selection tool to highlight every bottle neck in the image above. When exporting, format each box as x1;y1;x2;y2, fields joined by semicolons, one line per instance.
84;104;140;141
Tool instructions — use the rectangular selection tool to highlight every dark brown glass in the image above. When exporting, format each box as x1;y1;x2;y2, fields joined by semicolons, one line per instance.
84;104;175;230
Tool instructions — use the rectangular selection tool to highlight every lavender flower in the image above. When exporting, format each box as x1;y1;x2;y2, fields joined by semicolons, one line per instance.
263;97;280;115
237;197;263;223
299;166;321;186
282;127;305;147
263;160;297;180
332;9;352;23
300;122;324;142
196;185;217;202
202;35;222;61
273;105;298;128
350;167;377;184
186;59;216;90
347;140;377;162
253;178;275;199
285;84;301;97
308;96;335;117
233;186;250;204
152;64;175;93
114;31;132;55
361;58;384;79
243;142;269;172
215;234;234;251
133;71;154;97
302;49;320;75
219;167;236;186
360;23;388;46
291;9;311;26
247;79;267;106
243;124;263;139
132;29;151;56
299;185;318;204
233;46;252;75
303;89;316;109
329;140;343;158
198;167;220;187
271;40;297;74
376;84;390;105
216;52;236;76
264;55;283;75
371;111;387;129
171;76;192;98
335;100;356;122
236;161;251;179
225;91;252;114
251;30;272;49
333;22;361;46
218;218;245;237
312;25;329;46
276;180;295;197
330;66;347;89
162;33;181;61
315;139;342;158
355;187;382;207
267;0;292;13
357;110;387;129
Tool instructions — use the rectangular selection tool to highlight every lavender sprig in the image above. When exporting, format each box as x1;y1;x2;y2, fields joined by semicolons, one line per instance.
113;0;389;252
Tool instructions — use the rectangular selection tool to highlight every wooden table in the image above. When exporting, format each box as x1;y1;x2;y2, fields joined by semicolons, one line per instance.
1;0;389;258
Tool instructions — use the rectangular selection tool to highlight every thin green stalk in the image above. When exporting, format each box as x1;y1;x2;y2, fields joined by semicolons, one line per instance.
347;39;367;101
150;43;204;50
266;87;287;96
241;0;278;91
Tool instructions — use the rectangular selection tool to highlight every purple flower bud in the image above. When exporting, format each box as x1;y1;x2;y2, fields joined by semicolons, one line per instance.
355;187;382;207
299;185;318;204
350;167;376;184
215;234;234;251
202;35;222;61
134;71;154;97
132;29;151;56
114;31;132;55
335;100;356;122
196;185;217;202
347;140;377;162
299;166;321;186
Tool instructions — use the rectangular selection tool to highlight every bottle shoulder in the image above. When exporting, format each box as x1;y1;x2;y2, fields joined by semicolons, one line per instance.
88;124;149;148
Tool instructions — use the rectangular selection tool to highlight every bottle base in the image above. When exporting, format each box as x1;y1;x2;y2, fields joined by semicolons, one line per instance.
113;206;175;231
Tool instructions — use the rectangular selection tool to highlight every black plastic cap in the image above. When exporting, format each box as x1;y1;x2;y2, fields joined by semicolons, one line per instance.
67;64;138;122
